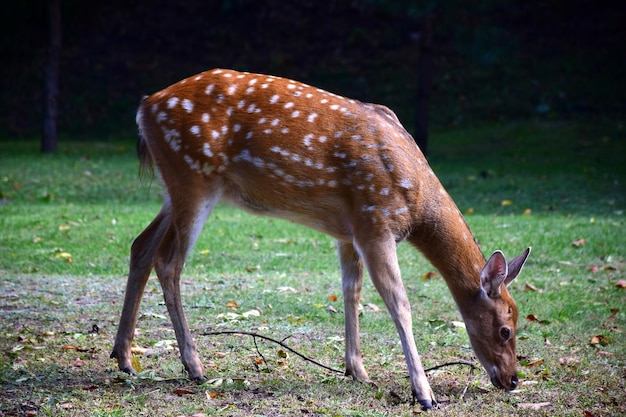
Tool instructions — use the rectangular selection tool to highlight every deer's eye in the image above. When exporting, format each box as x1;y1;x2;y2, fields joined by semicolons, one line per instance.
500;327;512;341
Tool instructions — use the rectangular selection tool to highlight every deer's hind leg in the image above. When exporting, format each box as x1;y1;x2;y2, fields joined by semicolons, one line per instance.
152;194;220;379
338;240;370;383
111;202;171;374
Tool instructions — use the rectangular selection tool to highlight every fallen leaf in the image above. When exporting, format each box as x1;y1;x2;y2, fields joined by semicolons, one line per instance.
465;207;475;215
421;271;438;280
525;282;543;293
518;402;551;410
451;321;465;329
571;238;586;247
366;303;380;312
131;346;148;355
501;199;513;206
241;309;261;318
206;391;223;399
61;345;80;350
225;301;239;309
523;208;532;215
173;388;196;395
559;356;579;367
12;182;21;190
55;252;72;262
328;294;337;302
131;356;143;372
590;335;611;346
72;358;89;367
59;225;71;231
583;410;597;417
525;314;550;324
616;280;626;289
589;266;599;273
523;358;544;368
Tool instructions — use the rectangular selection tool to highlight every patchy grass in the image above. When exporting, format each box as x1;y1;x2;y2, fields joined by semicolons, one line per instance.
0;120;625;416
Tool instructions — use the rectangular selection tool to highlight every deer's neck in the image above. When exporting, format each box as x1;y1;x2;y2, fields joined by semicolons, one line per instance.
408;188;485;305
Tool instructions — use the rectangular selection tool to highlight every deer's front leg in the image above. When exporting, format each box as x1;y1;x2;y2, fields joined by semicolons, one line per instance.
338;240;370;383
111;209;169;374
359;236;436;411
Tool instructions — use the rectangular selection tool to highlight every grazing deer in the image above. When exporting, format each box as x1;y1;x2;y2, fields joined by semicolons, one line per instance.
111;68;531;410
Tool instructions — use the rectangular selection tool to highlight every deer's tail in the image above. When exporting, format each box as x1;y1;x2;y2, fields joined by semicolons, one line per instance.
136;96;154;180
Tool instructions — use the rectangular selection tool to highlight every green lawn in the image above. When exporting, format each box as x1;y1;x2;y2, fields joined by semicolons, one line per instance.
0;120;624;416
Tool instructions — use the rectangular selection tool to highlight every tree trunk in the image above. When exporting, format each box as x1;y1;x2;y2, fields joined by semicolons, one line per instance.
42;0;61;153
414;13;434;157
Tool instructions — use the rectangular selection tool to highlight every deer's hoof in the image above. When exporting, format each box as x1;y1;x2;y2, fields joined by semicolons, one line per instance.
418;399;436;411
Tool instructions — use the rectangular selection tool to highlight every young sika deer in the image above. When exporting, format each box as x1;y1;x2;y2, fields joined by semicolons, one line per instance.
111;68;531;410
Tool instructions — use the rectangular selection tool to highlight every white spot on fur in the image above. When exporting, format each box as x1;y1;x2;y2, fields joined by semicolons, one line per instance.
190;125;200;136
202;113;210;123
400;179;412;189
395;207;409;215
285;102;294;109
308;112;318;123
205;84;215;95
292;110;300;118
167;97;179;108
203;143;214;157
182;99;194;113
270;95;280;104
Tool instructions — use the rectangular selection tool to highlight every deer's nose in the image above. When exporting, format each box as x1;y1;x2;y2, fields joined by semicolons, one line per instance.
509;374;519;390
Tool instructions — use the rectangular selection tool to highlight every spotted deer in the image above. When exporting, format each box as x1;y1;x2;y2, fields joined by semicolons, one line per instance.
111;68;531;410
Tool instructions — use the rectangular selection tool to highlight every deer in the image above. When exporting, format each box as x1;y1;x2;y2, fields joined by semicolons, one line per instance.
110;68;531;410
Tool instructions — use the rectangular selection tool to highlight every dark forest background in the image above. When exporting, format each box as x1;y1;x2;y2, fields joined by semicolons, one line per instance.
1;0;624;141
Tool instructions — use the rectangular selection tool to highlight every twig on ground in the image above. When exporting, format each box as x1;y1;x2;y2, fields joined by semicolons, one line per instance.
203;330;479;380
202;330;344;374
424;361;477;373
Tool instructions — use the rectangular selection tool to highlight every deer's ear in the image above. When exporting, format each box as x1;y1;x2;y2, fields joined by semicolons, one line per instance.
504;247;531;287
480;251;508;298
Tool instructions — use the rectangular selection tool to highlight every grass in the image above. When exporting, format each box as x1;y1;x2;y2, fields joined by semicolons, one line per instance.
0;120;625;416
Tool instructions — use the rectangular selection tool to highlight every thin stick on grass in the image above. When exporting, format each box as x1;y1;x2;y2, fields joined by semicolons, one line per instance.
203;330;477;376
